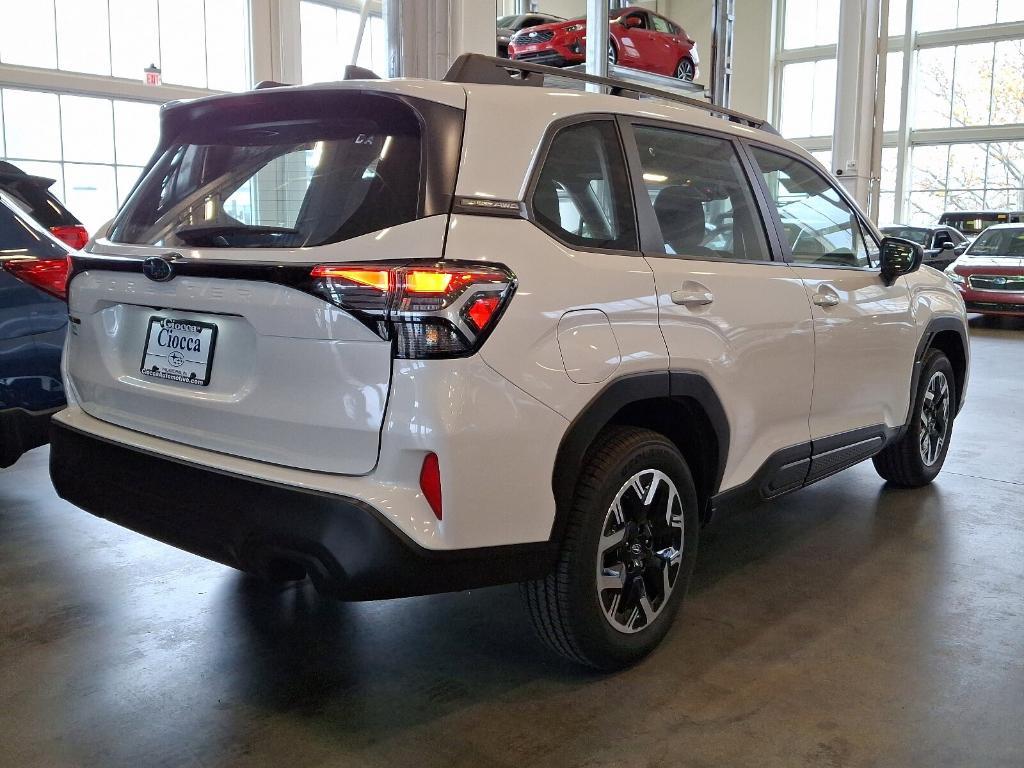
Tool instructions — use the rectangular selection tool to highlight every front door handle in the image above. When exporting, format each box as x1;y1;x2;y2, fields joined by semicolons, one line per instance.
812;291;840;307
671;282;714;307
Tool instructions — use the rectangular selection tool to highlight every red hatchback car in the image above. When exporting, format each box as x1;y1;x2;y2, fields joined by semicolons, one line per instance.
508;7;699;81
946;224;1024;316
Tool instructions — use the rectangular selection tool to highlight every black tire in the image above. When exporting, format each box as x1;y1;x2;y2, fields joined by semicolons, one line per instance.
873;349;956;487
608;40;618;65
522;426;699;669
675;57;695;81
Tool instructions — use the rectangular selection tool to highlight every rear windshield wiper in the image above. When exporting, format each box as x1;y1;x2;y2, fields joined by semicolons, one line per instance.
171;224;300;246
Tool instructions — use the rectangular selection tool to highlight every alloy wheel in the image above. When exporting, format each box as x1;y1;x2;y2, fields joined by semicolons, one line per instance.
676;59;694;81
596;469;684;634
919;371;950;466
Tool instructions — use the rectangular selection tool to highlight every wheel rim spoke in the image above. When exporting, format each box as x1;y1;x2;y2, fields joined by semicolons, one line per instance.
919;371;951;467
596;468;685;634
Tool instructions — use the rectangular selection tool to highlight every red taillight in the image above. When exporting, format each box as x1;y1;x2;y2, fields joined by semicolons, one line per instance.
419;453;443;520
309;261;515;358
49;224;89;250
3;257;71;301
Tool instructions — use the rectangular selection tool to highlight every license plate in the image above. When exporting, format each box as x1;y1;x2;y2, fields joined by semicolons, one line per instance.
140;317;218;387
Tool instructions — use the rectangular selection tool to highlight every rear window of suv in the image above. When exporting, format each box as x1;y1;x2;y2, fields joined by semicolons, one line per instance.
109;92;441;249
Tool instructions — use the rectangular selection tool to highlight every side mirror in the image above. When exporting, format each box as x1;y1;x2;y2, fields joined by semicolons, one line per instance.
879;236;923;285
941;241;956;251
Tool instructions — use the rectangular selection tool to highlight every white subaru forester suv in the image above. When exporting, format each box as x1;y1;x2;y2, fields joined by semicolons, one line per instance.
51;56;969;669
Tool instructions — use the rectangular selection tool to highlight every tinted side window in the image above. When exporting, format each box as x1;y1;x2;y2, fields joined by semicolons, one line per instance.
652;15;672;33
633;126;769;261
532;121;638;251
752;147;871;269
933;230;953;247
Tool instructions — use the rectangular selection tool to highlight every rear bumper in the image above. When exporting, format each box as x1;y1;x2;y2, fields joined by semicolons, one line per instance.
0;405;62;467
49;421;557;600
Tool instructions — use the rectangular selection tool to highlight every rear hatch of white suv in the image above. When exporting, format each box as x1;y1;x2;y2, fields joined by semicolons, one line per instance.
65;83;468;475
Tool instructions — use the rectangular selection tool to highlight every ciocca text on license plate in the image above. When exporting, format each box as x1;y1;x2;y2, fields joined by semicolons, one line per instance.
141;317;218;386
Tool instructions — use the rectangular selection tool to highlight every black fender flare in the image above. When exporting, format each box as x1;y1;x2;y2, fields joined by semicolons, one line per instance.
549;370;730;543
903;316;969;435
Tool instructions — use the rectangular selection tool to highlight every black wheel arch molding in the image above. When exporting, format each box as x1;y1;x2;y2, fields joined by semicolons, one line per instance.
549;369;731;539
905;316;969;435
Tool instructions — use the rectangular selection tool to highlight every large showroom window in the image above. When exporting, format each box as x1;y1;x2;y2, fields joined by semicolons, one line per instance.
300;0;386;83
774;0;1024;225
0;89;159;232
0;0;251;90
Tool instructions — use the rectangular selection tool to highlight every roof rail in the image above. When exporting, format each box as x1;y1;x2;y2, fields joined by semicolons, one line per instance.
344;64;381;80
443;54;776;134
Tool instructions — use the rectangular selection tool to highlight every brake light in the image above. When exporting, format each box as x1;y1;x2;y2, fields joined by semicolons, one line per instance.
420;453;443;520
49;224;89;250
3;257;71;301
309;260;515;358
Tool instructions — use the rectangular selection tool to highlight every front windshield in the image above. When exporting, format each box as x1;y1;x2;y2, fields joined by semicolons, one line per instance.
497;15;517;27
882;227;929;245
967;228;1024;257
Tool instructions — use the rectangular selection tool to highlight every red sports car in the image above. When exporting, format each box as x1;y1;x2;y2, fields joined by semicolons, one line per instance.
946;224;1024;316
508;7;699;81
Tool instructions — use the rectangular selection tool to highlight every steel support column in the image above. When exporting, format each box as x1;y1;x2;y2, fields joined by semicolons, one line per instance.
711;0;735;108
584;0;610;91
831;0;881;206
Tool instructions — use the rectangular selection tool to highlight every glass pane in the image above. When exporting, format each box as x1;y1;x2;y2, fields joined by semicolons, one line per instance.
914;48;954;129
998;0;1024;22
752;147;870;268
64;163;117;233
206;0;250;91
531;122;637;251
880;147;898;193
811;150;832;172
878;192;896;226
109;0;160;80
780;62;814;137
991;40;1024;125
883;51;903;132
811;58;837;136
358;15;386;75
784;0;839;48
917;0;958;31
60;95;115;164
947;143;987;191
55;0;110;75
301;1;341;84
959;0;997;27
951;43;994;126
907;191;946;225
0;91;4;157
2;89;62;161
116;165;144;206
9;160;65;203
632;126;769;260
113;101;160;166
159;0;207;87
986;141;1024;189
784;0;815;48
0;0;57;68
944;189;986;210
888;0;906;37
911;145;950;191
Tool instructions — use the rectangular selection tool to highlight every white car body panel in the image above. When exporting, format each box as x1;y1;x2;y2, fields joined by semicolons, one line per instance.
50;74;970;600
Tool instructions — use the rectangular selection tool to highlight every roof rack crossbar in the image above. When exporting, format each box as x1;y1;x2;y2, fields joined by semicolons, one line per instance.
443;54;777;134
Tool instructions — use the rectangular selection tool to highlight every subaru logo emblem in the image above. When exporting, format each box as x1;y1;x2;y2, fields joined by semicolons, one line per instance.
142;254;178;282
529;31;538;36
993;276;1008;285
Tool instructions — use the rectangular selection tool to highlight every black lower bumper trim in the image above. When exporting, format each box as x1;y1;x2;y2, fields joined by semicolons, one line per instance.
49;422;557;600
1;405;63;468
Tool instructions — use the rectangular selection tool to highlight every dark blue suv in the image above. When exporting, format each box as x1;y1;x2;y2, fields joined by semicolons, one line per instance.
0;192;69;467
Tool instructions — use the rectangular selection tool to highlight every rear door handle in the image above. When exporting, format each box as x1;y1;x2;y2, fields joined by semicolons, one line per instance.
671;282;714;307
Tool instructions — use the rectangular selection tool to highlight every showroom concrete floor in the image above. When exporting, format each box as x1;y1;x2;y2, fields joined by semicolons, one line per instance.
2;316;1022;768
